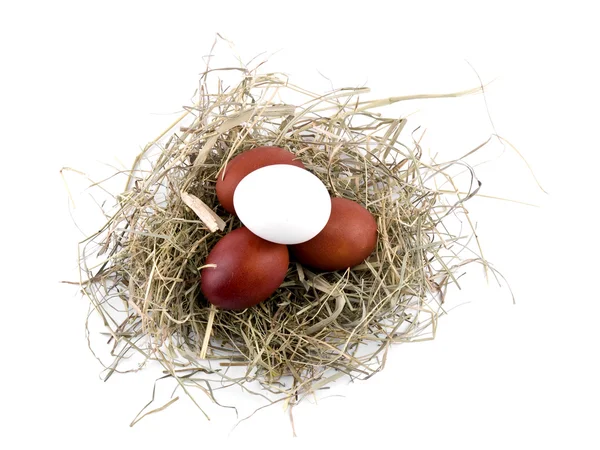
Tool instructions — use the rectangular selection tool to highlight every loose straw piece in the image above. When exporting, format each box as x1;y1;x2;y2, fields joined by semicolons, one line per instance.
181;192;226;232
200;304;217;359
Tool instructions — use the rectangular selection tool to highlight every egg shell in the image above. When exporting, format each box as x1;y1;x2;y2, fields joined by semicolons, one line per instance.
233;164;332;245
216;146;305;214
291;197;378;271
200;227;289;310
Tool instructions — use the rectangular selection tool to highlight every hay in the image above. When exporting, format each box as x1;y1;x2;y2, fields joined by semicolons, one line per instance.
75;54;492;427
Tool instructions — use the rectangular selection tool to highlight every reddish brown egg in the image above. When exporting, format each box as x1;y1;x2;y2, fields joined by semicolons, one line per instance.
200;227;289;310
216;146;305;214
291;197;378;271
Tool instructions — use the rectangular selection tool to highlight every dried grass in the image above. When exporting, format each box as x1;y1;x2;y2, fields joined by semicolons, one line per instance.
73;47;495;428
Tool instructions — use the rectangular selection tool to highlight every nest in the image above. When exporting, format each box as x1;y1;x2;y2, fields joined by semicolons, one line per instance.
76;57;489;427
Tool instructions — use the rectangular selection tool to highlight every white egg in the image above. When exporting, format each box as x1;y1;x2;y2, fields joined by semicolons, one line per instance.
233;164;331;245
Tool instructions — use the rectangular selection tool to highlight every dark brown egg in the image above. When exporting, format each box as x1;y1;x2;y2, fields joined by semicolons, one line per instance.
200;227;289;310
291;197;378;271
216;146;305;214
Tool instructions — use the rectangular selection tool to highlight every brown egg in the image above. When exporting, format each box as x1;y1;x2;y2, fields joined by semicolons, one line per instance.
216;146;305;214
200;227;289;310
291;197;377;271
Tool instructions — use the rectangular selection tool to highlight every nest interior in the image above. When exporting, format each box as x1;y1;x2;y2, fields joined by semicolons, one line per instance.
78;64;486;422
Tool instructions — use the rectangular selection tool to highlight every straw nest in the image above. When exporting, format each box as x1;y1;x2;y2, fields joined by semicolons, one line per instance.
76;59;490;425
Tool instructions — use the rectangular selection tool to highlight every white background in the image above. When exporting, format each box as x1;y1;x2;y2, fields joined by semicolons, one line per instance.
1;0;598;448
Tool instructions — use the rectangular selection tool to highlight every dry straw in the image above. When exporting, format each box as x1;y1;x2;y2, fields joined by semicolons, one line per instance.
74;53;497;428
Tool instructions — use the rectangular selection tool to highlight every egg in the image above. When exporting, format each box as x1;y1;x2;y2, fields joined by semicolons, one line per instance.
291;197;378;271
216;146;304;214
233;164;331;245
200;227;289;310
